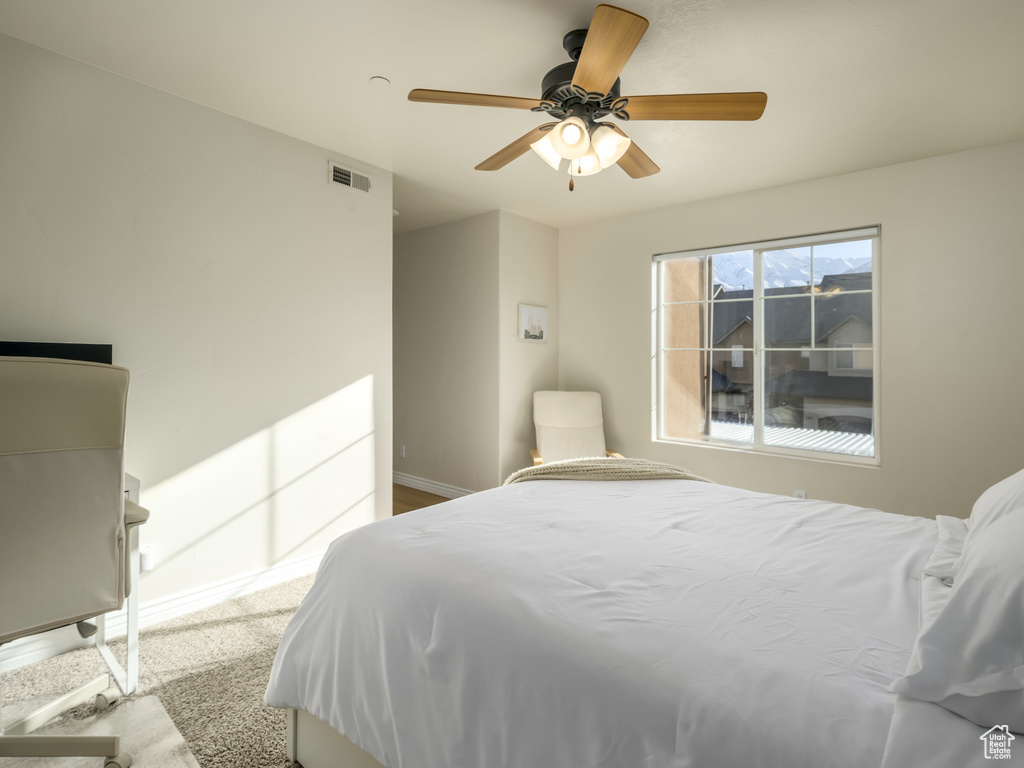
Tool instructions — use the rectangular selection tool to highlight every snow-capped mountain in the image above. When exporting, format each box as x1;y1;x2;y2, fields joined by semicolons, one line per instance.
712;249;872;291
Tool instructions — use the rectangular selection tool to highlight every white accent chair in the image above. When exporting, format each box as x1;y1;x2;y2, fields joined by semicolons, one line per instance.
0;356;149;768
530;391;623;466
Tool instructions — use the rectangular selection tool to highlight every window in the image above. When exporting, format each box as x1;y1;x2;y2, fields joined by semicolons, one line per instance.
653;227;878;461
831;342;872;375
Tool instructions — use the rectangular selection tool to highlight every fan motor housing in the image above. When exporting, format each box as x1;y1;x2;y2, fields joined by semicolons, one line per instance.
541;61;622;103
540;27;622;114
562;29;588;60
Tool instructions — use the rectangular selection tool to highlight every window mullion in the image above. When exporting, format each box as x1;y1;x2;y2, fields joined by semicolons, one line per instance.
810;245;816;350
753;249;764;448
871;235;881;461
704;257;712;438
654;262;664;440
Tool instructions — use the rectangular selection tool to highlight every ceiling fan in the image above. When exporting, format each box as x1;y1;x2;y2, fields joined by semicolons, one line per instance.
408;4;767;190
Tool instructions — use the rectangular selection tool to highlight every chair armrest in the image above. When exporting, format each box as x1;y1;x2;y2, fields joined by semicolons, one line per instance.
530;449;543;466
606;450;624;459
124;499;150;528
123;500;150;599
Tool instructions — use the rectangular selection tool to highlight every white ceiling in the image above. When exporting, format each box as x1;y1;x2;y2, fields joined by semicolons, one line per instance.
1;0;1022;234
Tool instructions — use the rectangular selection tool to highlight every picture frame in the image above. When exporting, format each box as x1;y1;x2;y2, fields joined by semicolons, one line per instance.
518;304;548;343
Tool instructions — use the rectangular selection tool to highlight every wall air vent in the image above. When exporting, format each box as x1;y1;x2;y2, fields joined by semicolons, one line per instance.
328;161;372;195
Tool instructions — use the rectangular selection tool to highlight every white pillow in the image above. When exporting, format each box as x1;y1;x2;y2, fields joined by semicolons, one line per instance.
939;689;1024;734
891;508;1024;731
964;467;1024;546
922;515;968;587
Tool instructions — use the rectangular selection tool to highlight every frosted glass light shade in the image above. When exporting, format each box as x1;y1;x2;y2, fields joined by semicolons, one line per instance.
568;146;602;177
550;117;591;160
591;124;631;168
530;134;563;170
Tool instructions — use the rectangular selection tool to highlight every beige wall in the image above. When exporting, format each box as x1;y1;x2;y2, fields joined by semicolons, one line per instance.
0;35;394;601
393;210;558;490
393;213;500;491
497;211;559;481
558;139;1024;519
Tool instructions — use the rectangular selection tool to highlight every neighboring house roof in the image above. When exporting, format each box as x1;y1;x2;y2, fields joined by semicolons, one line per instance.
716;316;753;342
710;295;752;346
821;313;872;343
818;273;872;293
710;273;871;346
711;368;747;393
765;369;872;401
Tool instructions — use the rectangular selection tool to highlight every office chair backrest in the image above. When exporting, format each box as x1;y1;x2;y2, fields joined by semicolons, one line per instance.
0;357;130;644
533;391;606;463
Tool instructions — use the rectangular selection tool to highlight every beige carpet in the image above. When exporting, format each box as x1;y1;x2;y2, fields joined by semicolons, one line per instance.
1;574;315;768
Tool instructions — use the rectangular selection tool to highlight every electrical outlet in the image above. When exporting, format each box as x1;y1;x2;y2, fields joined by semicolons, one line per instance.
400;444;406;459
793;490;807;499
140;544;155;572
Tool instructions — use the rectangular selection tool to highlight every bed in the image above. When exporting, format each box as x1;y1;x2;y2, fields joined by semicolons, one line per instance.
265;460;1024;768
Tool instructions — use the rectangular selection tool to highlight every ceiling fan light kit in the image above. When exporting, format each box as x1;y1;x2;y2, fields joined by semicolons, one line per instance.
571;146;603;177
549;116;591;159
591;123;631;168
530;134;564;170
532;135;565;171
409;3;767;191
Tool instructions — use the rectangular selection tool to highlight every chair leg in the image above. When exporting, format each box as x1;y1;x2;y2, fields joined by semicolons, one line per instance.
2;674;111;736
95;523;140;696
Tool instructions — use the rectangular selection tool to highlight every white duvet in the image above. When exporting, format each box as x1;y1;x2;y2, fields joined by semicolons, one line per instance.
266;479;938;768
882;516;1024;767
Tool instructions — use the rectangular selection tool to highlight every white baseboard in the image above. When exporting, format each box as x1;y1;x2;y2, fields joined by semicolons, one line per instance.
0;550;325;674
0;625;92;675
125;550;325;633
392;472;473;499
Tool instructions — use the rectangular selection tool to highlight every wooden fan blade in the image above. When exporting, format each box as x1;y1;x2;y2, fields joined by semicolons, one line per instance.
610;125;659;178
409;89;543;111
621;92;768;121
476;124;557;171
571;4;649;97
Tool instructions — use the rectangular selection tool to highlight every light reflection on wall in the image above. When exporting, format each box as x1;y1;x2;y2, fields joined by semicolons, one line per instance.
139;375;376;602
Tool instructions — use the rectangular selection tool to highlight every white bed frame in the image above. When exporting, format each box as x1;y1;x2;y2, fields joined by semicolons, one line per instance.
286;709;386;768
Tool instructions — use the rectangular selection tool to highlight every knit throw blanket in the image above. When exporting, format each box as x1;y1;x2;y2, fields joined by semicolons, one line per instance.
503;457;712;486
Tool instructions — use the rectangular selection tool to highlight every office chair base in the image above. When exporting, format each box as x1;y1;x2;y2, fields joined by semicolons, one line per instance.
0;675;133;766
95;685;121;710
2;674;112;736
0;734;131;766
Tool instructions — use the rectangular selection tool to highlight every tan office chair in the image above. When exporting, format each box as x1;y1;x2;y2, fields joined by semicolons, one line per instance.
530;391;624;466
0;356;149;768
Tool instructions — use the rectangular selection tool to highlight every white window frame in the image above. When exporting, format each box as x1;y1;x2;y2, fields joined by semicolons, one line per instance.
652;227;881;466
